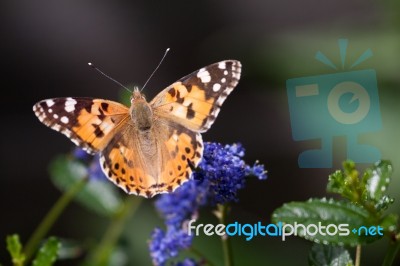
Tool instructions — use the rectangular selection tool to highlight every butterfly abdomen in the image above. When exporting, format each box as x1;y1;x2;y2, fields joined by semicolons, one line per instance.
130;100;153;131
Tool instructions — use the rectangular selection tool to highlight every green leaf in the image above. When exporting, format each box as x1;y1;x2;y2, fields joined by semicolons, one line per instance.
6;234;25;266
374;195;395;212
272;198;382;245
327;161;361;203
308;243;353;266
49;155;122;217
32;237;61;266
362;160;393;203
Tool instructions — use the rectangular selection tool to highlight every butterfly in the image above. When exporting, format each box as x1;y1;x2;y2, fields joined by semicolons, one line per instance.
33;60;241;198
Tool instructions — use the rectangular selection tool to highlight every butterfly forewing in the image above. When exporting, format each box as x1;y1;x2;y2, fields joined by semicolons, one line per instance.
151;60;241;132
33;98;129;153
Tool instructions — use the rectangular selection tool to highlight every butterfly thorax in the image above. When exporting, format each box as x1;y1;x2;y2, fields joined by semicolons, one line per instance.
130;91;153;131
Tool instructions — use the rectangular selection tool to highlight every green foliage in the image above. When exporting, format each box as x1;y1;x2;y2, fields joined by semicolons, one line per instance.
272;198;379;245
6;234;25;266
5;235;60;266
49;155;123;217
272;160;399;265
308;243;353;266
328;160;394;213
32;237;61;266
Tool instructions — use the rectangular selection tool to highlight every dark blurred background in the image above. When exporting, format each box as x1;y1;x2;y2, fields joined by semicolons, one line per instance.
1;0;400;265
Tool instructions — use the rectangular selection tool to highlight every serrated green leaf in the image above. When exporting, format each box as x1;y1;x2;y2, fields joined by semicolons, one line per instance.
272;198;382;245
327;161;361;203
49;155;122;217
362;160;393;203
32;237;60;266
374;195;395;212
6;234;25;266
327;170;346;194
308;243;353;266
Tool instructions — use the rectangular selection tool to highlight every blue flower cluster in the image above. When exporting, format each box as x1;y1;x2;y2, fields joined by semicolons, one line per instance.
149;227;193;266
72;148;107;182
149;142;267;266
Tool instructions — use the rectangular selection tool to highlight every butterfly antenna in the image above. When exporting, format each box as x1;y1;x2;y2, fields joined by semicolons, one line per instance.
141;48;170;92
88;63;132;93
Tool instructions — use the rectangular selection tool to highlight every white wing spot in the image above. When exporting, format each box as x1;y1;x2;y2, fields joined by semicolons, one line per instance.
71;138;80;145
46;99;55;107
221;78;226;83
53;124;61;131
216;97;225;106
224;70;228;75
53;114;59;119
48;109;53;113
233;72;240;79
65;105;75;112
66;98;77;104
197;70;211;83
213;83;221;92
65;98;77;112
61;116;69;124
218;62;226;69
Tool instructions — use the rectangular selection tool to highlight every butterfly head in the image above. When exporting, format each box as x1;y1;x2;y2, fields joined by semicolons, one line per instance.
131;86;146;103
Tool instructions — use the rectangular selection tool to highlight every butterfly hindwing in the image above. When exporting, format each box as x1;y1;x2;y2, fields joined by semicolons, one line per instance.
33;98;130;153
100;120;203;198
151;60;241;132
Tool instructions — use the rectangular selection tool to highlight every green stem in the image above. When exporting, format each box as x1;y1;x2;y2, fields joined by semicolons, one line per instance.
85;196;142;266
23;177;88;263
355;245;361;266
217;204;233;266
382;237;400;266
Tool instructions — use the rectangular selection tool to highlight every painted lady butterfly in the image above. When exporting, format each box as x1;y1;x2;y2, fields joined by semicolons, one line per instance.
33;60;241;198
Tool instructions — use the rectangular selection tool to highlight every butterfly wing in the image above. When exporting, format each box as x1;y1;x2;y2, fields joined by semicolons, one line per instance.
33;98;130;154
150;60;241;132
100;120;203;198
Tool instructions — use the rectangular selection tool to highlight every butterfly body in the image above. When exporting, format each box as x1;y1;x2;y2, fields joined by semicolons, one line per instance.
34;60;241;198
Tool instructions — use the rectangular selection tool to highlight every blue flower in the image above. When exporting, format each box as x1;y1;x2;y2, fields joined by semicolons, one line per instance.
155;179;207;227
87;155;108;181
72;148;107;181
149;142;267;265
72;147;90;161
193;142;267;204
149;226;193;266
247;162;268;180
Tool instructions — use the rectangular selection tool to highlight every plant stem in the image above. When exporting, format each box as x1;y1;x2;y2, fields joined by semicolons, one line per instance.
24;177;88;263
355;245;361;266
85;196;142;266
382;237;400;266
217;204;233;266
